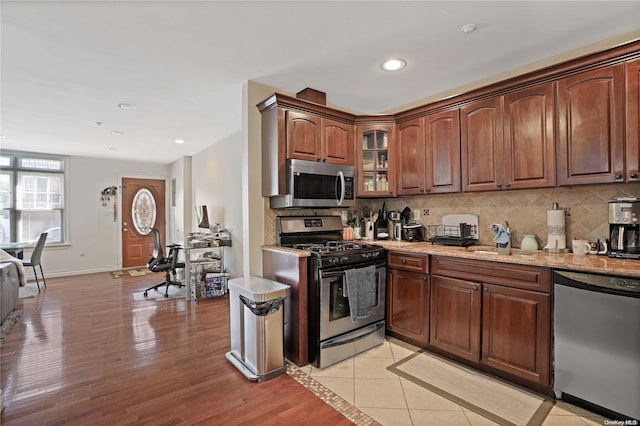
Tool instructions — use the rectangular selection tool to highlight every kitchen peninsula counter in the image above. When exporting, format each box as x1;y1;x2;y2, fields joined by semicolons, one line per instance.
372;240;640;278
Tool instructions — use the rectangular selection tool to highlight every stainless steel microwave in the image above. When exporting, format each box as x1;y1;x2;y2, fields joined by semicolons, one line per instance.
269;159;356;209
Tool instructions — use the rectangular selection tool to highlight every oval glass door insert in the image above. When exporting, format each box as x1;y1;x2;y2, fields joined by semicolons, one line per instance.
132;188;157;235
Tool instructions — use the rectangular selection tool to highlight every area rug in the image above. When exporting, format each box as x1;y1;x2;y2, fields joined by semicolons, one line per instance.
387;351;554;426
110;269;154;279
0;310;23;345
132;284;186;301
19;283;40;299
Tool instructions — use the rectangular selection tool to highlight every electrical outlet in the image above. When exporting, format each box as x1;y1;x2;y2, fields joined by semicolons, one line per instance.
563;207;571;216
423;209;430;216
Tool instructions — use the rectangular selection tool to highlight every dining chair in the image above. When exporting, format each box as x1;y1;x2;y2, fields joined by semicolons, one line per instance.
22;232;48;291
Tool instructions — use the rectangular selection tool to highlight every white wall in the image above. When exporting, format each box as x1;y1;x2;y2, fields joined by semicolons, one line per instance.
28;155;169;278
169;156;192;244
191;132;244;279
244;81;276;277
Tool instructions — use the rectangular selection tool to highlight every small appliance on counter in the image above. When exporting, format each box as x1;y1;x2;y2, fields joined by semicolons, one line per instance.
608;197;640;259
402;222;424;242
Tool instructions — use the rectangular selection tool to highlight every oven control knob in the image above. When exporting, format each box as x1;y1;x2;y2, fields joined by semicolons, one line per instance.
328;257;339;265
340;256;349;263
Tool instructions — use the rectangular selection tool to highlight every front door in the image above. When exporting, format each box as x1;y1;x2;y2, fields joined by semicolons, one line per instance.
122;178;166;268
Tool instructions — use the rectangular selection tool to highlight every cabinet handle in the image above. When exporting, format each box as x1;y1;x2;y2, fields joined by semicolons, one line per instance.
615;172;623;180
505;183;511;188
419;188;424;193
401;259;407;264
472;285;478;291
630;171;638;179
496;183;502;188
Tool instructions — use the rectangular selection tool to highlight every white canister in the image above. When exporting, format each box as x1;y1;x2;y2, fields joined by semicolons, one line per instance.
520;234;539;251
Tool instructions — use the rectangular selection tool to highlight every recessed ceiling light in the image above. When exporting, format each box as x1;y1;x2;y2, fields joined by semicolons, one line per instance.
110;130;124;136
174;139;185;144
118;103;136;110
381;58;406;72
106;147;117;151
461;24;477;34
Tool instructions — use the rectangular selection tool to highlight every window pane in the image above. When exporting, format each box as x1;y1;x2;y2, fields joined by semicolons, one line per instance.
18;210;61;243
0;210;9;244
17;172;64;209
18;157;63;171
0;156;10;167
0;173;11;208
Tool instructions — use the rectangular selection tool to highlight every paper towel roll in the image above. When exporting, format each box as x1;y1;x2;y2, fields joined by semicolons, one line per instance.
544;209;566;251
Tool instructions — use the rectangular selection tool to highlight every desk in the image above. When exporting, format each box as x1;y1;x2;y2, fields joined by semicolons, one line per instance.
0;244;24;259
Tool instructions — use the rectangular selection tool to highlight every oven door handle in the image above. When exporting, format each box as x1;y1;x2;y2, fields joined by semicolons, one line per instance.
322;270;346;279
321;322;384;349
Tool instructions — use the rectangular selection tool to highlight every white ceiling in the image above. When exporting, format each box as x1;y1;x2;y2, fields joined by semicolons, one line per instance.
2;1;639;164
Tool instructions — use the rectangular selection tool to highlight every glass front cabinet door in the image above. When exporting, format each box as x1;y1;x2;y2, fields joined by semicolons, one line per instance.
356;124;395;197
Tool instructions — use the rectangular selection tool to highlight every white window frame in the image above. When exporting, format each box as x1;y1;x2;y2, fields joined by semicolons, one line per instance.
0;150;69;246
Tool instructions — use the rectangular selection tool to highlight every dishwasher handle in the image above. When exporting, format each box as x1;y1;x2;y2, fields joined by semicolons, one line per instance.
554;270;640;298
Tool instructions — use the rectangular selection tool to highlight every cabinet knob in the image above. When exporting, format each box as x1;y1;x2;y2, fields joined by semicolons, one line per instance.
401;259;406;264
419;188;424;193
423;276;428;280
472;285;478;291
484;287;489;292
615;172;623;180
630;171;638;179
496;183;502;188
505;183;511;188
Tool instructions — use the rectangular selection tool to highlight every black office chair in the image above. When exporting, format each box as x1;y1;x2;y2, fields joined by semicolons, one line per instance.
144;228;185;298
22;232;48;291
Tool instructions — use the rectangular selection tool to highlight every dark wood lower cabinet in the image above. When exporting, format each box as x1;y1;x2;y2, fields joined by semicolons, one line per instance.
429;275;481;363
481;284;550;386
386;268;429;346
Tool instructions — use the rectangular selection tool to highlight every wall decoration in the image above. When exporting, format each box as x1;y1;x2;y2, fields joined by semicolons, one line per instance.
101;186;118;222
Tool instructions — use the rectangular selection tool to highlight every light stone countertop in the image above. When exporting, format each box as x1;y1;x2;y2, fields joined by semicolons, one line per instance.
372;240;640;279
262;241;640;278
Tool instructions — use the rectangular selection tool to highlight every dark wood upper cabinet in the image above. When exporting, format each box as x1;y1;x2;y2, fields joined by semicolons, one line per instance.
322;117;354;166
425;110;461;193
557;64;625;185
257;93;356;197
397;112;460;195
396;118;425;195
461;97;504;192
286;110;322;162
503;83;556;189
462;84;556;192
626;59;640;182
356;122;395;197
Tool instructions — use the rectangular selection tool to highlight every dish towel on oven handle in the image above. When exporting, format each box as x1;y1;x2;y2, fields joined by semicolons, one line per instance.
344;265;377;322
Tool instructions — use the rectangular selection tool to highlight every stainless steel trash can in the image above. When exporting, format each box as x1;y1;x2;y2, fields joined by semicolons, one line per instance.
225;276;290;382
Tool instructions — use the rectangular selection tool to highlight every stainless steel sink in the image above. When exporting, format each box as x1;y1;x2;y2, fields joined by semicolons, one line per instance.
469;250;534;257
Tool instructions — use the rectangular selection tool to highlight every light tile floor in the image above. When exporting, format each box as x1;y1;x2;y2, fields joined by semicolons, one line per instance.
298;337;611;426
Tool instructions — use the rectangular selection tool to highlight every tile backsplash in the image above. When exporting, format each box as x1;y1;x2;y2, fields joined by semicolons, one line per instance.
264;183;640;248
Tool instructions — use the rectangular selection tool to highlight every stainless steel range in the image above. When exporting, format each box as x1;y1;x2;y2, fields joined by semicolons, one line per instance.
277;216;386;369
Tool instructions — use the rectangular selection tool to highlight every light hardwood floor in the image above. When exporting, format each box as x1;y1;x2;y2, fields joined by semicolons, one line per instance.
0;273;352;425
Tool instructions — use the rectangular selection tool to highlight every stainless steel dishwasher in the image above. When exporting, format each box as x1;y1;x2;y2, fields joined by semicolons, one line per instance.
554;270;640;420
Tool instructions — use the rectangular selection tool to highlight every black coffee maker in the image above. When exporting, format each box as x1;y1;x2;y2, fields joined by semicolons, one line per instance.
608;198;640;259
